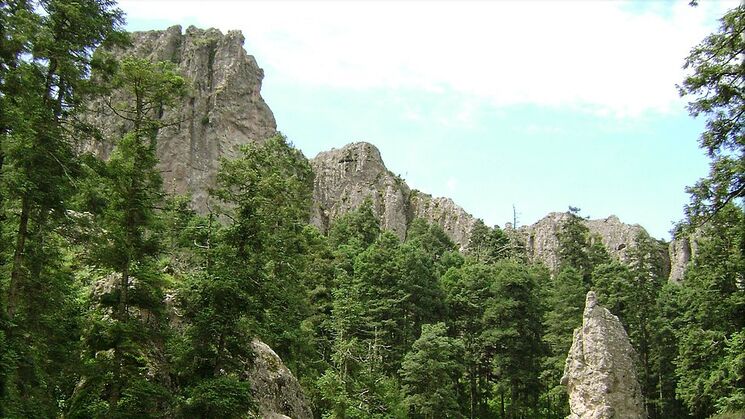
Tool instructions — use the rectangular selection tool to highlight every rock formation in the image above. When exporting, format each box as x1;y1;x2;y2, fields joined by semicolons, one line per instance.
84;26;695;280
248;340;313;419
88;275;313;419
83;25;276;212
310;142;477;249
517;212;671;278
668;233;700;283
561;291;646;419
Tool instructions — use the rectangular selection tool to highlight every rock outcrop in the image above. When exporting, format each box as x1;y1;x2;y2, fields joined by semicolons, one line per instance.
518;212;670;278
84;25;276;212
310;142;477;249
84;26;694;280
88;275;312;419
248;340;313;419
561;291;646;419
668;232;700;283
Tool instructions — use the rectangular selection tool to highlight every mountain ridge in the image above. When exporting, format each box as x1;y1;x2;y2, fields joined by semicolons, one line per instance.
92;25;688;280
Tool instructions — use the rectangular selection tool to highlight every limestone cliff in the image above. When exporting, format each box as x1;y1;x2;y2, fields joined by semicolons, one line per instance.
518;212;671;278
84;25;276;212
310;142;477;249
86;26;693;280
561;291;646;419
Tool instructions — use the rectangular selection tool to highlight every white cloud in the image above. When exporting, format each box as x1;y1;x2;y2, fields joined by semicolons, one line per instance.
119;0;739;117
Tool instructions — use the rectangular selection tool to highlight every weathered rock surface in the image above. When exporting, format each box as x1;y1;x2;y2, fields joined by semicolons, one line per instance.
248;340;313;419
310;142;477;249
517;212;671;278
668;232;700;283
561;291;646;419
84;25;276;212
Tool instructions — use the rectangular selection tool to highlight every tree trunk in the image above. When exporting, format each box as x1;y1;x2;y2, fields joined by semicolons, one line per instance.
7;194;30;319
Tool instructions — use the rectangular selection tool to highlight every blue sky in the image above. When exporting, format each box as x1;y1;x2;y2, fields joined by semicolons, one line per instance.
121;0;739;240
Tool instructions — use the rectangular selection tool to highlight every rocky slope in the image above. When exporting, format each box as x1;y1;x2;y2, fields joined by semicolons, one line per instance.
561;291;646;419
84;25;277;212
310;142;477;248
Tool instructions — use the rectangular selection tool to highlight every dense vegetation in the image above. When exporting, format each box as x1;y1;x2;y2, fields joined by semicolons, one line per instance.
0;1;742;418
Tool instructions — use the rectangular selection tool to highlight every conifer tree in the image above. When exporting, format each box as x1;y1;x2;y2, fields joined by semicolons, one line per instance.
400;322;464;419
1;1;124;415
69;57;185;418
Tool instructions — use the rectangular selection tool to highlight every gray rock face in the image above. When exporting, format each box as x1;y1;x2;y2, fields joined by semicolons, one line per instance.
310;142;477;249
561;291;646;419
84;25;276;212
248;340;313;419
518;212;670;277
668;232;700;283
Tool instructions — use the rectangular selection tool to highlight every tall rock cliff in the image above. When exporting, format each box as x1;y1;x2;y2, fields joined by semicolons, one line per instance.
517;212;671;278
84;25;276;212
86;26;693;280
310;142;477;248
561;291;646;419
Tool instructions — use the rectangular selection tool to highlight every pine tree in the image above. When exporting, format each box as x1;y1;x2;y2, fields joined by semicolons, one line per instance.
400;322;464;419
1;1;124;415
674;205;744;417
481;261;546;419
442;263;492;418
173;134;313;417
679;4;745;220
69;57;185;418
541;266;586;418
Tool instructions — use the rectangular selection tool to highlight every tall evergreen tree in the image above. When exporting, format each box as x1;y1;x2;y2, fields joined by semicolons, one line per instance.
481;261;546;419
173;134;313;417
674;205;744;417
0;1;124;416
68;57;185;418
541;266;586;418
400;322;464;419
679;4;745;220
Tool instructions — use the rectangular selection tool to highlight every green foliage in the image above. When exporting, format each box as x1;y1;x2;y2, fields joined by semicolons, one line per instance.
557;207;599;283
674;205;744;418
400;322;464;419
70;56;185;417
328;198;380;250
180;376;254;419
0;0;124;415
467;219;516;263
679;4;745;219
541;266;586;416
482;261;546;418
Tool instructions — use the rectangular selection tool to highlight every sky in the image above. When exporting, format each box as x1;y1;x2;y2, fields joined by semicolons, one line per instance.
120;0;741;240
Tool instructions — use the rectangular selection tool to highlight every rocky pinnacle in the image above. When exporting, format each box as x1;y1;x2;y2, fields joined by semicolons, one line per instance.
561;291;646;419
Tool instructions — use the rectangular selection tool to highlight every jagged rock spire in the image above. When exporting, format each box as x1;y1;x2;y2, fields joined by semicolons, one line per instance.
561;291;646;419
